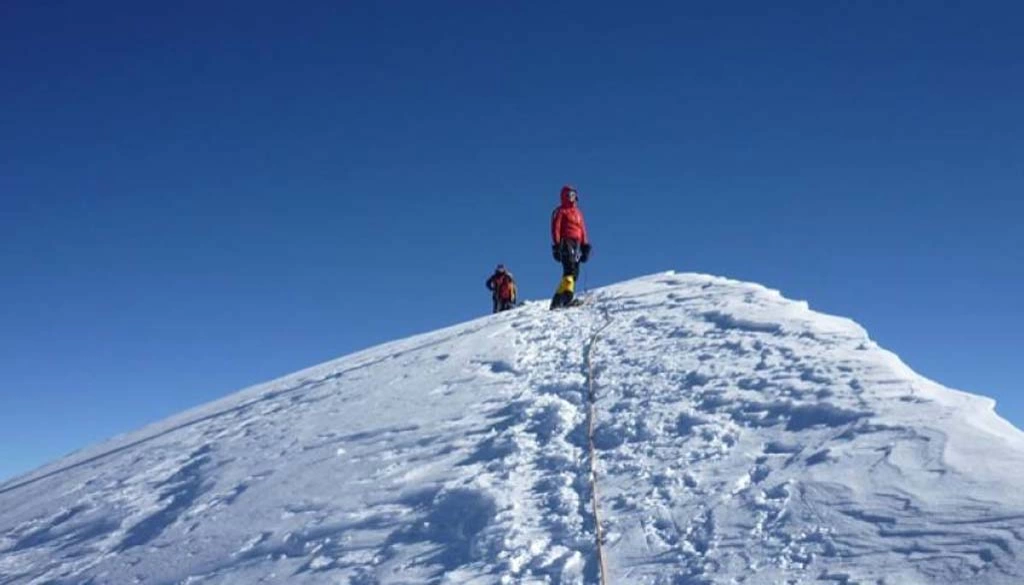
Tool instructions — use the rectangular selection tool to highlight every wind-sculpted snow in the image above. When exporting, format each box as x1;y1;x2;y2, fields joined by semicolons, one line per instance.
1;272;1023;584
593;275;1024;585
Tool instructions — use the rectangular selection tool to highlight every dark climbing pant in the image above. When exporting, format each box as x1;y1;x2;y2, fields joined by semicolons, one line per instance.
493;297;515;313
559;239;582;280
551;239;582;309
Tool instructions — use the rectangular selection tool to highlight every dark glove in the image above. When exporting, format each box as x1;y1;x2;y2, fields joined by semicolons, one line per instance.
580;243;592;263
552;244;561;262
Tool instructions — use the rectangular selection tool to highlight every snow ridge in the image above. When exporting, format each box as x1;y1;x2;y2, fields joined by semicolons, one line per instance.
2;272;1023;584
592;274;1024;584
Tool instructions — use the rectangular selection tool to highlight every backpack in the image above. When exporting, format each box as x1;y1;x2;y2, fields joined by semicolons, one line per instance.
496;275;516;302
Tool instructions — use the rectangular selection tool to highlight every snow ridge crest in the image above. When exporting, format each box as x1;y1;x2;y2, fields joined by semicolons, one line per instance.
2;272;1023;584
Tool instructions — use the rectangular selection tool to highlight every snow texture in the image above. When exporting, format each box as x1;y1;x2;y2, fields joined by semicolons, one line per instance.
2;272;1023;584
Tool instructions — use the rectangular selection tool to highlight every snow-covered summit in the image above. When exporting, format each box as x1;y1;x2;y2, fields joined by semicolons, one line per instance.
2;273;1023;584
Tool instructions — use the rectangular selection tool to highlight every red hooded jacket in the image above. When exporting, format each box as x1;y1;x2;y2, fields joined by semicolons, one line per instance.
551;186;589;245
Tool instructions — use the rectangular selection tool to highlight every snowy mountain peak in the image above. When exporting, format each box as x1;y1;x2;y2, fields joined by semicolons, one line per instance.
2;272;1023;584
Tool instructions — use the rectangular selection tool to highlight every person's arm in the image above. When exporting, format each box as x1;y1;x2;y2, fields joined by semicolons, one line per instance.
551;208;563;245
579;211;592;262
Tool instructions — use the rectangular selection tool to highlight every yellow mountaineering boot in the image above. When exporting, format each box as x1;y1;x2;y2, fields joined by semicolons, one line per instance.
550;275;576;309
557;275;575;295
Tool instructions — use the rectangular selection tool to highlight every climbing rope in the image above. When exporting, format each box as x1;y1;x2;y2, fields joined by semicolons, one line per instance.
584;309;614;584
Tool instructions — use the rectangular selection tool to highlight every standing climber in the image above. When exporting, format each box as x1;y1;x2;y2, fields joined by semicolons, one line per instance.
550;184;592;309
486;264;518;313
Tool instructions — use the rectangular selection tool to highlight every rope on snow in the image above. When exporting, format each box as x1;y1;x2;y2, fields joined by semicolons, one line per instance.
583;307;614;585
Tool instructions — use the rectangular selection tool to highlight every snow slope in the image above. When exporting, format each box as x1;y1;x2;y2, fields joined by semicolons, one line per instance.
2;273;1023;584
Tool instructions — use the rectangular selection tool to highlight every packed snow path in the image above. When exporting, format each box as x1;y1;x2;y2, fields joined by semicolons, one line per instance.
2;273;1023;584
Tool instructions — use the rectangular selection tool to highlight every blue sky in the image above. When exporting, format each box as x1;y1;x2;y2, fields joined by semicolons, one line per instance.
2;1;1022;482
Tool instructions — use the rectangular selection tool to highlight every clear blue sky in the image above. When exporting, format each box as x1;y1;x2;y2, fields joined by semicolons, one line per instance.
2;1;1022;482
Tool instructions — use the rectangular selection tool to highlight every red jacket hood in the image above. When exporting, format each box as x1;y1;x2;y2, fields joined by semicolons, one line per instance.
560;186;577;208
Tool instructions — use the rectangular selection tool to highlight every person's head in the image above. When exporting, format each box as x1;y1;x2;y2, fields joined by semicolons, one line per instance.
496;264;506;273
560;185;578;207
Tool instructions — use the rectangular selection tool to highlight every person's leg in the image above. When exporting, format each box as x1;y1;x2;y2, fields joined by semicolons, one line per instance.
561;257;574;277
551;240;580;309
563;241;580;302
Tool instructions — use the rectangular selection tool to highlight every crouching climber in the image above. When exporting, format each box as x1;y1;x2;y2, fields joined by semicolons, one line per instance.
486;264;518;313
